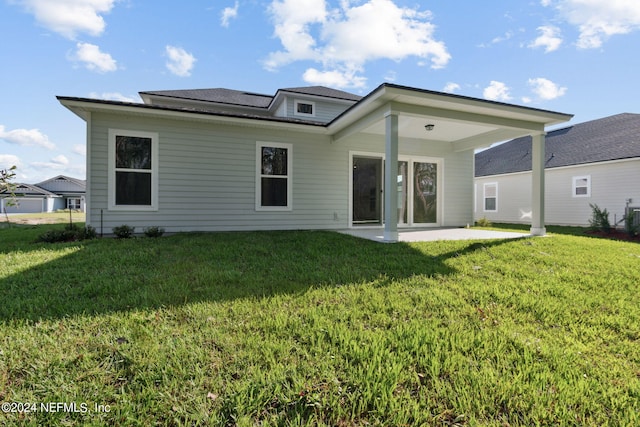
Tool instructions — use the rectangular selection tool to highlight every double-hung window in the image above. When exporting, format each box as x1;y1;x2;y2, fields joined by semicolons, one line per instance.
256;142;292;211
483;182;498;212
108;129;158;210
572;175;591;197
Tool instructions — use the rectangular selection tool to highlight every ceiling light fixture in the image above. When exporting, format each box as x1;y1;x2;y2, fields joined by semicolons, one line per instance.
424;124;435;131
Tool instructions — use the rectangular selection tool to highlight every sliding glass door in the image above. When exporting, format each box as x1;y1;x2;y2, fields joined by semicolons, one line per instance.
352;156;383;225
352;155;439;226
413;161;438;224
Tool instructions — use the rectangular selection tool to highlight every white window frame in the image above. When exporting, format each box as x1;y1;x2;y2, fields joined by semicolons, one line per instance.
483;182;498;212
108;129;159;211
67;198;82;210
293;99;315;117
256;141;292;211
572;175;591;198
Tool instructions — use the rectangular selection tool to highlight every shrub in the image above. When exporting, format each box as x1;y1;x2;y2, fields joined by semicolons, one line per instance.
36;225;97;243
588;203;611;233
143;226;165;238
78;225;98;240
475;217;492;227
36;229;78;243
113;225;135;239
624;210;639;237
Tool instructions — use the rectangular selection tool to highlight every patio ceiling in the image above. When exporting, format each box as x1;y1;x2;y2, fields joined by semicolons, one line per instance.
328;84;573;151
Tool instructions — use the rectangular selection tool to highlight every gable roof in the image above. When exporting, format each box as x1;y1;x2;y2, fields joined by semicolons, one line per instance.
2;183;59;197
139;86;362;111
59;83;572;152
36;175;86;193
475;113;640;177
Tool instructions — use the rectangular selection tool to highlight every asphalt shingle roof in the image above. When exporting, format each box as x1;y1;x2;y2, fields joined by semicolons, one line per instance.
139;88;274;108
140;86;362;109
475;113;640;177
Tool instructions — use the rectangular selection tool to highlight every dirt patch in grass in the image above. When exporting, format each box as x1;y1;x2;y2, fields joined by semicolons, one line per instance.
0;212;85;225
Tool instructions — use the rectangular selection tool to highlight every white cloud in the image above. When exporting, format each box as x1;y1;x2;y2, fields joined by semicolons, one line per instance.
384;70;397;82
32;155;72;170
165;45;196;77
303;67;367;88
88;92;140;103
14;0;118;39
443;82;460;93
265;0;450;88
483;81;512;102
221;1;239;27
72;42;117;73
528;77;567;100
73;144;86;156
0;154;22;170
544;0;640;48
0;125;56;150
529;25;563;52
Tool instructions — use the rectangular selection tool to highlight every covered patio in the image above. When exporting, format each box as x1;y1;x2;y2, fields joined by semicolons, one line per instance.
328;84;573;242
338;227;531;243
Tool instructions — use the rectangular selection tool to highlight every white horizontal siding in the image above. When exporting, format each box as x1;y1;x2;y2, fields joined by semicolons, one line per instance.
474;159;640;226
87;112;476;234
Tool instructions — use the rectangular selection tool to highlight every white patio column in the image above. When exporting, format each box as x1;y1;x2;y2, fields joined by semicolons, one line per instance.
531;132;546;236
384;112;399;242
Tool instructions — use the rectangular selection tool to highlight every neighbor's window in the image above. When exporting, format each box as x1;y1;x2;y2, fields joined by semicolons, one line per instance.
294;100;315;117
67;198;82;210
108;129;158;210
256;142;292;211
484;183;498;212
573;175;591;197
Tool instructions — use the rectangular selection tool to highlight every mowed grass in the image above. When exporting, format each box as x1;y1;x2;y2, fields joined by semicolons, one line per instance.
0;224;638;426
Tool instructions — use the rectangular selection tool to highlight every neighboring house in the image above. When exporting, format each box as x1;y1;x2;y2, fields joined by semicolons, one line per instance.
58;83;572;241
1;175;86;214
474;113;640;227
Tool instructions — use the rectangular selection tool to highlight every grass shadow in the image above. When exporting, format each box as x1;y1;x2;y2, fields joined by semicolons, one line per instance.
0;228;519;322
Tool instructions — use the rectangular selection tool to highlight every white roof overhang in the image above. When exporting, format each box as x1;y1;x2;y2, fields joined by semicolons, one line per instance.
327;84;573;151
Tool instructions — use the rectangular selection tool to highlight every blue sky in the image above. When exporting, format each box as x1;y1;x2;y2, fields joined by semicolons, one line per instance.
2;0;640;183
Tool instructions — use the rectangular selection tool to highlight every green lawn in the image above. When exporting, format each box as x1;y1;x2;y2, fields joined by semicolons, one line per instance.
0;224;638;426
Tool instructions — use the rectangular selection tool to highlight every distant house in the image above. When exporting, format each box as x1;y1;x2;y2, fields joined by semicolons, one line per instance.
1;175;86;214
58;83;571;240
474;113;640;227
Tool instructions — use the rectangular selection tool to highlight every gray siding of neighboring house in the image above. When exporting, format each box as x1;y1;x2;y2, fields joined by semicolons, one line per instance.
474;159;640;226
88;111;473;234
2;198;45;214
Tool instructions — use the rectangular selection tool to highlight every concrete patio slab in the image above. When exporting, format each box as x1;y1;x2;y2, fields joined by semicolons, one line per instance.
338;227;531;243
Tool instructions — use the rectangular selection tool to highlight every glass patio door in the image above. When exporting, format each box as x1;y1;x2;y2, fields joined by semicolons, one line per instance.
352;156;383;225
352;156;438;226
412;161;438;224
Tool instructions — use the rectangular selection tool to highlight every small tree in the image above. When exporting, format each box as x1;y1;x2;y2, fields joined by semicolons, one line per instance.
1;165;17;219
588;203;611;233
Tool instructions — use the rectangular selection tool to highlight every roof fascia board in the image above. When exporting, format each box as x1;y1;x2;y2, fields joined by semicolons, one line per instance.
382;84;573;125
58;97;328;133
386;101;548;133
